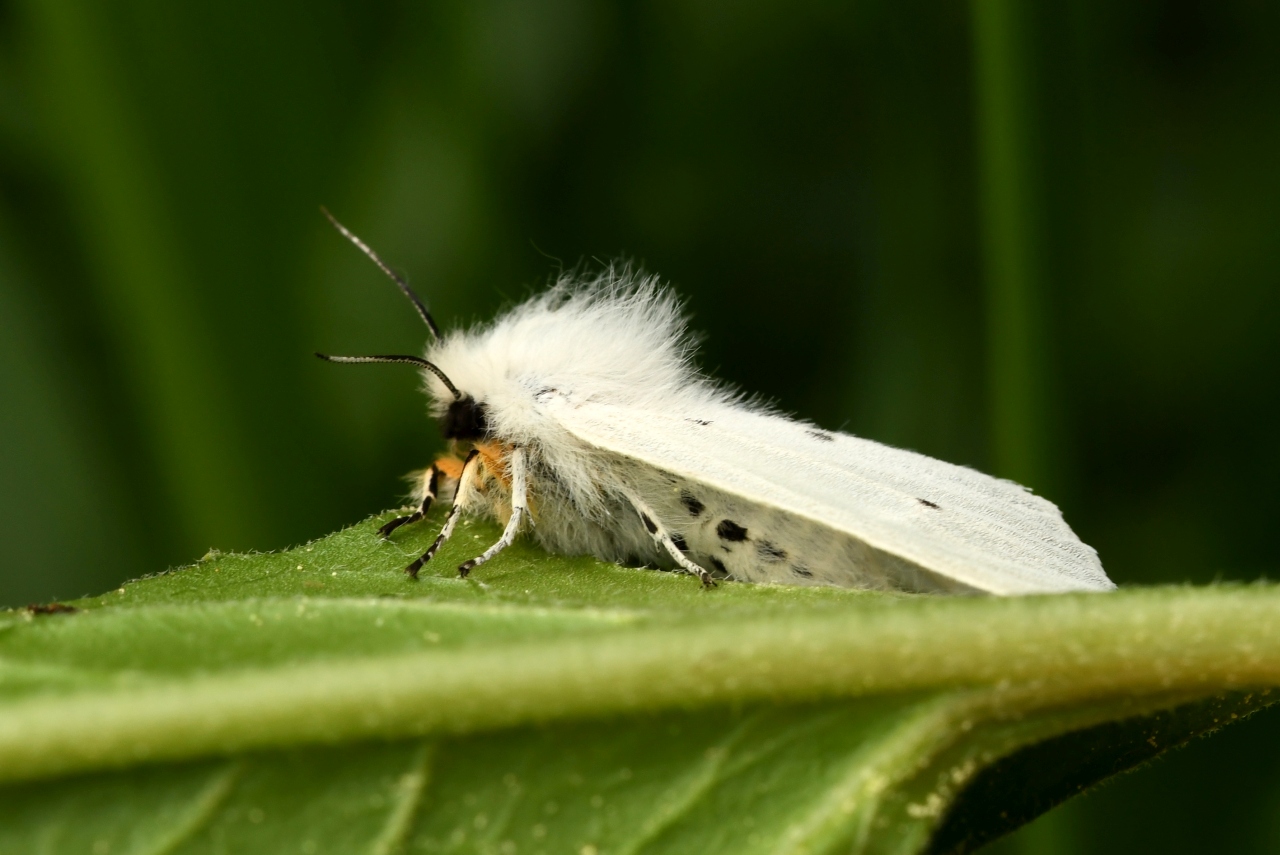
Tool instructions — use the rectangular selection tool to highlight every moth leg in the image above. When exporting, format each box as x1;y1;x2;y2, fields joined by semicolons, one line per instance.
405;449;479;579
377;465;439;540
622;491;716;588
458;446;528;578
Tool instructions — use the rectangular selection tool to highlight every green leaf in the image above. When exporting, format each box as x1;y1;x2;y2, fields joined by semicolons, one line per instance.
2;510;1277;854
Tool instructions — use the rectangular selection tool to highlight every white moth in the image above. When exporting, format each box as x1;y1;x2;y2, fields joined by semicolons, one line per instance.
318;212;1114;595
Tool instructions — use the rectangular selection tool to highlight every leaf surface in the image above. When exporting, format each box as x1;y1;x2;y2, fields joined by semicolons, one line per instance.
1;510;1277;854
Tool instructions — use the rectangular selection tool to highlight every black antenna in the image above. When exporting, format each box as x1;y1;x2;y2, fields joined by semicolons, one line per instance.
320;206;442;340
314;352;461;400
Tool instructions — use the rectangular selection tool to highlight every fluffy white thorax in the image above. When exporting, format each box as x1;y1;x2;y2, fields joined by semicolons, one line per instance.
423;270;743;505
425;268;730;419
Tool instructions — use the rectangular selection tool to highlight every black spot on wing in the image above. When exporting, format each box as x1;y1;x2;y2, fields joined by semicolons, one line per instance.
708;556;728;576
670;533;688;552
716;520;748;542
917;498;940;510
641;513;658;534
806;429;835;442
756;541;787;562
686;418;712;426
680;492;705;517
792;565;813;578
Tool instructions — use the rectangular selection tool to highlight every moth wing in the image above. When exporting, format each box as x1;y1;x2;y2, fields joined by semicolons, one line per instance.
545;398;1112;594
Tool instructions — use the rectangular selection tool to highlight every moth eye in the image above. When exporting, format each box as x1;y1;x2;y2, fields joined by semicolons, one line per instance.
442;396;489;440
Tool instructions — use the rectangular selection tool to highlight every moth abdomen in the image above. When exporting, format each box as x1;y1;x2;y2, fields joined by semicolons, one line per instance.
756;540;788;562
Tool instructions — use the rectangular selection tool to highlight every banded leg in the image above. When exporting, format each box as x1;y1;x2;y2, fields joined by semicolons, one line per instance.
458;446;528;577
622;490;716;588
377;465;439;540
405;449;479;579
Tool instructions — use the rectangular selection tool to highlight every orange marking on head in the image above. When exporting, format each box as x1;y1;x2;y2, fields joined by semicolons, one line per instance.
475;441;514;489
434;456;465;481
435;444;534;522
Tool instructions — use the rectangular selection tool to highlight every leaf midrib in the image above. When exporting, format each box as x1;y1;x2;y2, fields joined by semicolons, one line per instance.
1;586;1278;785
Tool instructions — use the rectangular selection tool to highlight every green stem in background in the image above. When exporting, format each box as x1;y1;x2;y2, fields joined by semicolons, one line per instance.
970;0;1052;491
23;1;267;550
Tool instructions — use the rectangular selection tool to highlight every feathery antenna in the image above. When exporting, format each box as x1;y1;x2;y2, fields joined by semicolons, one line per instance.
320;206;442;340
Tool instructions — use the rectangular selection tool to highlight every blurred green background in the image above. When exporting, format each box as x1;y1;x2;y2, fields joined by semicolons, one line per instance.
1;0;1277;850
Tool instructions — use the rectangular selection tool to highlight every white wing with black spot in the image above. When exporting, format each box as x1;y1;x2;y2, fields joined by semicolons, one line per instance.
543;397;1112;595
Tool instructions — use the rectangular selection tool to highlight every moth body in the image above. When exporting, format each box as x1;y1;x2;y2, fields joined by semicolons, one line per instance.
319;215;1114;595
